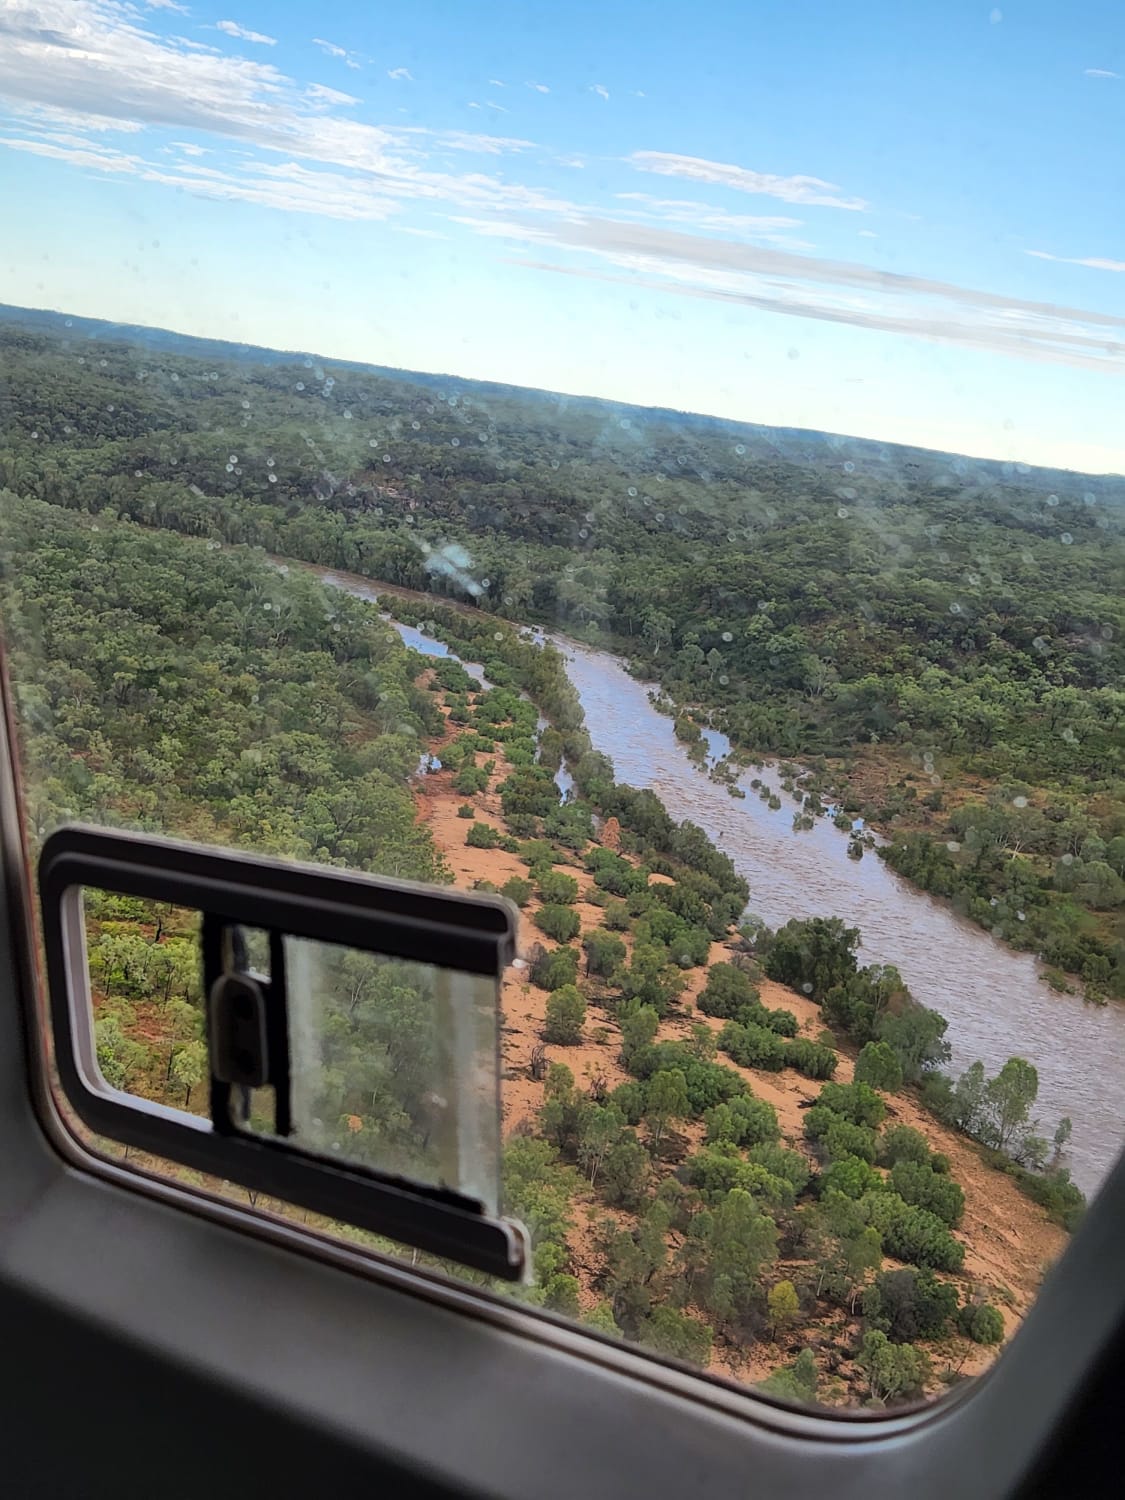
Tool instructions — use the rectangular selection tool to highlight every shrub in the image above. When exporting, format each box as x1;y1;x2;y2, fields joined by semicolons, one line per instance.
747;1143;813;1195
854;1041;904;1093
817;1081;887;1129
456;802;475;819
958;1302;1005;1345
804;1106;880;1164
698;963;758;1019
719;1020;787;1071
453;764;489;796
786;1038;838;1080
531;945;580;991
878;1125;931;1168
865;1193;965;1272
538;870;580;906
703;1095;780;1149
583;928;627;979
544;985;587;1044
863;1268;958;1342
819;1155;883;1200
466;821;501;849
534;904;582;943
890;1160;965;1228
500;876;534;908
604;899;632;931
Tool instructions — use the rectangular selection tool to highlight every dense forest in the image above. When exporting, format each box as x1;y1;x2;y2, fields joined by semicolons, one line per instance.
0;307;1120;993
1;495;1078;1406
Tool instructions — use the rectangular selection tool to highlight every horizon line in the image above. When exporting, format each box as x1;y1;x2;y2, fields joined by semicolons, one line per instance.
3;298;1123;484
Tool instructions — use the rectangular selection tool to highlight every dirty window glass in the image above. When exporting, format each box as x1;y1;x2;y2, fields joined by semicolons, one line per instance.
0;0;1121;1413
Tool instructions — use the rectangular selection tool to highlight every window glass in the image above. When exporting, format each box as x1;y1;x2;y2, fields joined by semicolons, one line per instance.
1;1;1122;1413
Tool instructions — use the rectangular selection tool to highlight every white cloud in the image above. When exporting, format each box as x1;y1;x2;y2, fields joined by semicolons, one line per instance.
313;36;361;69
146;0;188;11
1026;249;1125;273
858;229;878;238
172;140;209;156
387;67;414;82
306;83;360;108
0;2;572;224
216;21;277;46
629;150;868;211
467;101;481;109
526;81;550;93
590;84;609;101
460;215;1125;372
488;79;505;88
1084;68;1120;79
631;90;646;98
486;100;508;113
614;192;806;243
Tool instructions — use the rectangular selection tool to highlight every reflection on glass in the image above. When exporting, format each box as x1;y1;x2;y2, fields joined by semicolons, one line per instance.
283;938;500;1211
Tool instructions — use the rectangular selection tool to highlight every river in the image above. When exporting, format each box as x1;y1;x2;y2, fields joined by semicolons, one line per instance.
313;565;1125;1195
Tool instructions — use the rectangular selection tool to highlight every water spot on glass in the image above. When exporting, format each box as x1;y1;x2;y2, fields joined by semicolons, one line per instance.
844;461;855;473
718;673;729;685
946;840;961;853
837;507;849;520
225;463;233;473
241;400;250;410
550;460;559;469
734;444;746;456
262;602;273;612
1012;795;1028;808
721;631;733;643
930;774;942;786
268;473;277;483
579;527;589;538
655;512;665;522
171;374;179;383
411;420;421;430
1083;492;1095;505
949;602;963;615
801;982;813;994
296;382;305;391
628;486;638;497
1101;624;1113;640
383;454;391;463
619;417;631;429
1033;636;1049;652
1046;494;1059;507
493;631;504;641
1061;727;1077;743
343;410;352;420
1060;533;1073;545
1061;852;1074;866
451;437;460;447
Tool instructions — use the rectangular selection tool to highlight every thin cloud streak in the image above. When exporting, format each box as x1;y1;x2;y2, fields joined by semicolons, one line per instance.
506;255;1125;374
629;150;868;210
216;20;277;47
1027;249;1125;273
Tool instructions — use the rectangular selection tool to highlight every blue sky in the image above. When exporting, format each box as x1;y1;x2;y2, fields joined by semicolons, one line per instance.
1;0;1124;471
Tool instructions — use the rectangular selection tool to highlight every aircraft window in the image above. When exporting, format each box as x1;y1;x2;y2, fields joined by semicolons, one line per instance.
0;0;1121;1419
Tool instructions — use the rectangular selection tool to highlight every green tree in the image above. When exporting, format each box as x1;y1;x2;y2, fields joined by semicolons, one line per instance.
538;869;580;905
644;1068;690;1151
500;875;534;907
543;984;587;1045
856;1330;932;1406
583;928;627;979
534;903;582;943
767;1279;800;1335
984;1057;1039;1152
854;1040;904;1093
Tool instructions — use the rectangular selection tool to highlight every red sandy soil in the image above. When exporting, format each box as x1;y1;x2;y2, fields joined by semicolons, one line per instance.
414;698;1069;1394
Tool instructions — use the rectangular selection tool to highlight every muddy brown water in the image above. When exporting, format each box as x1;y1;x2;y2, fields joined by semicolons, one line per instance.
311;564;1124;1195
